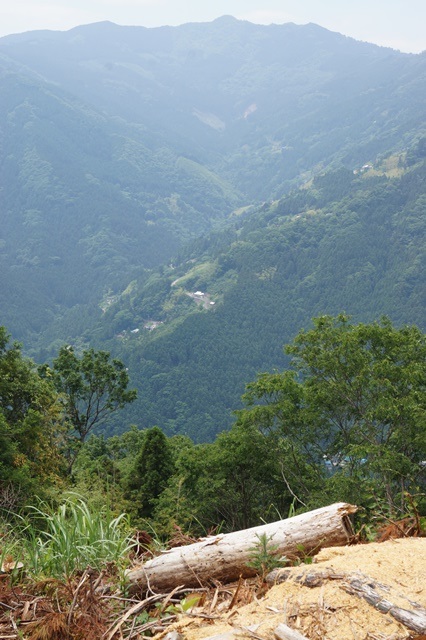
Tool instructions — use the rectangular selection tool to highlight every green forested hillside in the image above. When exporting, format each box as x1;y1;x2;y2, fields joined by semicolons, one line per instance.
0;58;240;346
98;148;426;440
0;18;425;440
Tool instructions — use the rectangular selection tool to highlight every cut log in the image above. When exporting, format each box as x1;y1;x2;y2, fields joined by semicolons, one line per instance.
126;502;357;592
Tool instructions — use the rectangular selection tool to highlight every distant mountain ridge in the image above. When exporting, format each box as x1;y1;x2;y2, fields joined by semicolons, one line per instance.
2;18;424;201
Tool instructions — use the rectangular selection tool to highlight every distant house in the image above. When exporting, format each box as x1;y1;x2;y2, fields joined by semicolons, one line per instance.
193;291;204;297
143;321;163;331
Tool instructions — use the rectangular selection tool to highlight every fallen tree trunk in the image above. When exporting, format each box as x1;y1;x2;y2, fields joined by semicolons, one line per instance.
127;502;357;592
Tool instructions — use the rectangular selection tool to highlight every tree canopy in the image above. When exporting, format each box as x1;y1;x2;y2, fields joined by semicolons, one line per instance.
125;426;174;522
51;346;137;444
0;327;63;506
236;315;426;515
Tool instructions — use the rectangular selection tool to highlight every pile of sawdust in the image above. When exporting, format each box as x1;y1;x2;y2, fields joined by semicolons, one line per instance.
168;538;426;640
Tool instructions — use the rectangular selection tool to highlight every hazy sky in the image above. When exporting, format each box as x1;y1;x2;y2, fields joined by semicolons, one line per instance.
0;0;425;53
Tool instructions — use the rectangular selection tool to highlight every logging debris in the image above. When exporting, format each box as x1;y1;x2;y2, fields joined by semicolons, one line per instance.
159;538;426;640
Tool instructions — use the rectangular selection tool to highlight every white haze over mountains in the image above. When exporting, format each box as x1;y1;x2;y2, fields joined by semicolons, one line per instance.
0;0;425;53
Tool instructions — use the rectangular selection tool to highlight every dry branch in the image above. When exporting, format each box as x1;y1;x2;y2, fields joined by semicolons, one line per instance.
269;567;426;635
127;502;356;592
103;592;169;640
342;577;426;634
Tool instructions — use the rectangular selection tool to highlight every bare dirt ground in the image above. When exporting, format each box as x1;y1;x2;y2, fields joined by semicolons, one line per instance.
162;538;426;640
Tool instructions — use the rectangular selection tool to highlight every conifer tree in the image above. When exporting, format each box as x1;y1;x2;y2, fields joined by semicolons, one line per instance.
125;426;174;520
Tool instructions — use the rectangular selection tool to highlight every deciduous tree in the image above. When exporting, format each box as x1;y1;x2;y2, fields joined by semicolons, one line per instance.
50;346;136;469
0;327;64;505
237;315;426;515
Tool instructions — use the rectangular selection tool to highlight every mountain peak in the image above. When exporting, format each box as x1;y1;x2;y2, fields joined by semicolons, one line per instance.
212;15;239;23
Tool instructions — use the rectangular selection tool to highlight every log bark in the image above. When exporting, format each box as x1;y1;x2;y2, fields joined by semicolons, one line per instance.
342;577;426;634
126;502;357;592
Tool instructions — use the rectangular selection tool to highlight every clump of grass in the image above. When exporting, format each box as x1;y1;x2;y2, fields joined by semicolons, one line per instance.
4;493;135;579
0;519;23;576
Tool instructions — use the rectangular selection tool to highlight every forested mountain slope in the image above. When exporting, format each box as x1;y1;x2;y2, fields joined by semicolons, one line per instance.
98;148;426;441
0;18;425;436
0;55;240;343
